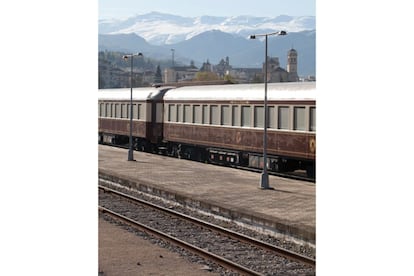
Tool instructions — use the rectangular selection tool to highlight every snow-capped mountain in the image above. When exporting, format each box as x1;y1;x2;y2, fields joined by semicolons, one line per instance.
99;12;315;45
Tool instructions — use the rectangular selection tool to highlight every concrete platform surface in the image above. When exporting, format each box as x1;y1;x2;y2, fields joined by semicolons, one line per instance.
98;145;315;244
99;218;217;276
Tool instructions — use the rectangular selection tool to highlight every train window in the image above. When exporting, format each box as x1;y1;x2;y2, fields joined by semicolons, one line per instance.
232;106;239;126
294;107;306;131
221;105;230;125
210;105;219;125
99;103;104;117
183;105;191;123
254;106;264;128
193;105;202;124
241;106;251;127
121;104;125;118
268;106;276;128
168;104;176;122
132;104;140;120
202;105;209;124
114;104;119;118
131;104;139;119
111;103;115;118
278;106;289;129
310;107;316;131
176;104;182;122
105;103;110;117
138;104;144;120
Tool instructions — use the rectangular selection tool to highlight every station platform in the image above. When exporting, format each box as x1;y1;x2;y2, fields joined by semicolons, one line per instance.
98;145;315;245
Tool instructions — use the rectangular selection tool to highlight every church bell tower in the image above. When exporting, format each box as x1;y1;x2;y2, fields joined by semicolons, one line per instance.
287;48;299;82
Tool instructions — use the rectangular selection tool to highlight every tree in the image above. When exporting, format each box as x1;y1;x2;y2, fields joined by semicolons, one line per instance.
224;74;237;84
154;65;162;83
195;72;220;81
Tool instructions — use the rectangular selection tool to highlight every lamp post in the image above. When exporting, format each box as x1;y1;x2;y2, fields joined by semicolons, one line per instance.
122;53;143;161
250;31;287;189
171;48;175;66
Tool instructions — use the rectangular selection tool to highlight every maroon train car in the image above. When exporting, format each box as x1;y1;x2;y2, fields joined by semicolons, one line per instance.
162;82;316;177
98;87;172;151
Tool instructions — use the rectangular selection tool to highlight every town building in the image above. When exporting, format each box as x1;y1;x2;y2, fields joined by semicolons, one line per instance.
162;48;301;84
98;59;129;88
261;48;299;82
164;64;199;83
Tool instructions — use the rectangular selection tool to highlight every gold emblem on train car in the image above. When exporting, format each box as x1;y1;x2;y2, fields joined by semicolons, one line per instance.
309;138;316;153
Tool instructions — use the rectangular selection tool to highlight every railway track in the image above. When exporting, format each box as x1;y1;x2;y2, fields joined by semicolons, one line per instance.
99;185;315;275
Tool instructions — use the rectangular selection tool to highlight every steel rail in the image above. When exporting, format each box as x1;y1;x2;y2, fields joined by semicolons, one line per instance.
99;185;315;268
99;206;263;276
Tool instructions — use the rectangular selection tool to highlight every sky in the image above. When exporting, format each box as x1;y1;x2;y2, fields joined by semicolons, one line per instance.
99;0;315;19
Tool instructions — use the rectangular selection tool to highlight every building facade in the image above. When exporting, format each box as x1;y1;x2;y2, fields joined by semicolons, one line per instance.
164;64;199;83
262;48;299;83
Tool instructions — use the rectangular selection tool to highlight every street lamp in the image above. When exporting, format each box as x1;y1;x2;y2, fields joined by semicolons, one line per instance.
250;30;287;189
122;52;143;161
171;48;175;66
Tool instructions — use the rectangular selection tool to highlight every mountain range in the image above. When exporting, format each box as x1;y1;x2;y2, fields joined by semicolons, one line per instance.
98;12;316;77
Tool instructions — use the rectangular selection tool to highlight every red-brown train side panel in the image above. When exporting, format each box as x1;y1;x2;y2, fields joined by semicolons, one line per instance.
98;118;147;138
163;123;315;161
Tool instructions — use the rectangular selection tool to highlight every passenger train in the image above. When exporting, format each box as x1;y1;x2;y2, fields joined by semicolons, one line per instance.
98;82;316;177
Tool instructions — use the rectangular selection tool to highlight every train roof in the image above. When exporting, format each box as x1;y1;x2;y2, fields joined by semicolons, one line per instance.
163;82;316;101
98;87;174;101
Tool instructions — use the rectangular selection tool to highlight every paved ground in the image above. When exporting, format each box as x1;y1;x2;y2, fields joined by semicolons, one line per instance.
98;145;315;243
99;218;217;276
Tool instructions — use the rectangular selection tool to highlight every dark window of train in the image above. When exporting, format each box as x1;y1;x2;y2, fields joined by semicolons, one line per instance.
221;105;230;125
193;105;201;124
278;106;289;129
294;107;306;131
254;106;264;128
121;104;125;118
310;107;316;131
232;106;239;126
210;105;219;125
176;104;182;122
168;104;176;122
202;105;208;124
184;105;191;123
114;104;119;118
241;106;251;127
